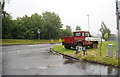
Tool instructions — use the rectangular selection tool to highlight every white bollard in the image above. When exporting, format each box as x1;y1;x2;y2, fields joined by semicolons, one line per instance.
108;44;113;58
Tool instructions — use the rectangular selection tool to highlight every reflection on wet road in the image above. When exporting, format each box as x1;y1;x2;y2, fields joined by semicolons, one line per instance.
2;44;119;75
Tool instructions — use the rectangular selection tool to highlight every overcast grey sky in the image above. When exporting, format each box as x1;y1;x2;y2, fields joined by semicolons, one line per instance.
4;0;120;35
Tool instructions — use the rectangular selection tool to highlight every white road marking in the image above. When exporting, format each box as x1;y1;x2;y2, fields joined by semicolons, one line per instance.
2;43;56;54
23;66;47;70
16;51;20;52
1;47;6;48
41;48;45;49
2;47;49;54
37;66;47;69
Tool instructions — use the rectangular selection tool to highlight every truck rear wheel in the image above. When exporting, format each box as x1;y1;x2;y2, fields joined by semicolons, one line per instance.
92;43;98;48
65;45;71;49
64;43;71;49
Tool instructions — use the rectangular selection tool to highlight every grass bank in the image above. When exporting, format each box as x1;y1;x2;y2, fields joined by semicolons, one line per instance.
53;41;120;67
1;39;60;45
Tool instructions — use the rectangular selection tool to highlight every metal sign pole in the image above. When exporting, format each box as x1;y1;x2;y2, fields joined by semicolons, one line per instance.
100;37;102;56
0;0;2;39
116;0;120;59
87;15;89;31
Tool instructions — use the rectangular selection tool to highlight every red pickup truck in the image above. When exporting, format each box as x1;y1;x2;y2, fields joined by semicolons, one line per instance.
62;31;98;49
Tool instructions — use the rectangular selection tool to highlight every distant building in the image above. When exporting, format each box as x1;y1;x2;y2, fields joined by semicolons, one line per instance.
107;34;116;41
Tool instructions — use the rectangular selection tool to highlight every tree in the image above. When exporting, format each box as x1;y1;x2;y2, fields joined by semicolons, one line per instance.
60;26;72;37
13;13;43;39
99;22;111;40
2;11;64;39
2;0;13;39
28;13;43;39
66;25;72;32
42;11;62;39
2;14;13;39
75;26;81;31
104;33;108;40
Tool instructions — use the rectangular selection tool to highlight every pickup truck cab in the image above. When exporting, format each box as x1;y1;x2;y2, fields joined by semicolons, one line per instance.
62;31;98;49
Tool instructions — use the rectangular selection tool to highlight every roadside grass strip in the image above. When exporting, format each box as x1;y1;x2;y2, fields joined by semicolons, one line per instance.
52;41;120;67
1;39;60;45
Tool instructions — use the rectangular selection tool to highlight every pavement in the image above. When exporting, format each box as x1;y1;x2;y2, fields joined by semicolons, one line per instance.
1;43;119;75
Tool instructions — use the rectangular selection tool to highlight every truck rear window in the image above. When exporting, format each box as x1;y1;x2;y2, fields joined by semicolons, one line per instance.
74;33;81;36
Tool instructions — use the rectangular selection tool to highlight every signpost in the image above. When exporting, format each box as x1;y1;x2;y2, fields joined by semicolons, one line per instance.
37;29;41;39
100;37;102;56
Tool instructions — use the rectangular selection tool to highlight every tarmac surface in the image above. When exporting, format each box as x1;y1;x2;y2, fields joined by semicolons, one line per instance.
1;43;119;75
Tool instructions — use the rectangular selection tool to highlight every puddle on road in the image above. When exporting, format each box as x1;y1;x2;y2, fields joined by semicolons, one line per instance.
47;64;57;67
50;51;119;75
63;58;119;75
63;59;78;64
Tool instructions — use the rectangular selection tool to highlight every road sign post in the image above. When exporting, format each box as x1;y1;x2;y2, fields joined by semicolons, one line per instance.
37;29;41;39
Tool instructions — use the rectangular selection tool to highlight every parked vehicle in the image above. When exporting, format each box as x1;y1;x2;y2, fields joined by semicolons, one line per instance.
62;31;98;49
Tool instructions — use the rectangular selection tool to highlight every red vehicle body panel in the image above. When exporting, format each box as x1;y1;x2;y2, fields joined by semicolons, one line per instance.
63;31;97;47
64;37;73;43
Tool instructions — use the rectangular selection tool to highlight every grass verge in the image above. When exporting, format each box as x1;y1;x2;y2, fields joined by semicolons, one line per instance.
1;39;60;45
53;41;120;67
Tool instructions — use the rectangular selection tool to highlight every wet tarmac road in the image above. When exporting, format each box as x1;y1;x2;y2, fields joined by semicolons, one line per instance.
1;43;119;75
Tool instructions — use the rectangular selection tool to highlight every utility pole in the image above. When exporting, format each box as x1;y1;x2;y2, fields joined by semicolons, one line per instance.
116;0;120;59
87;15;90;31
0;0;2;39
